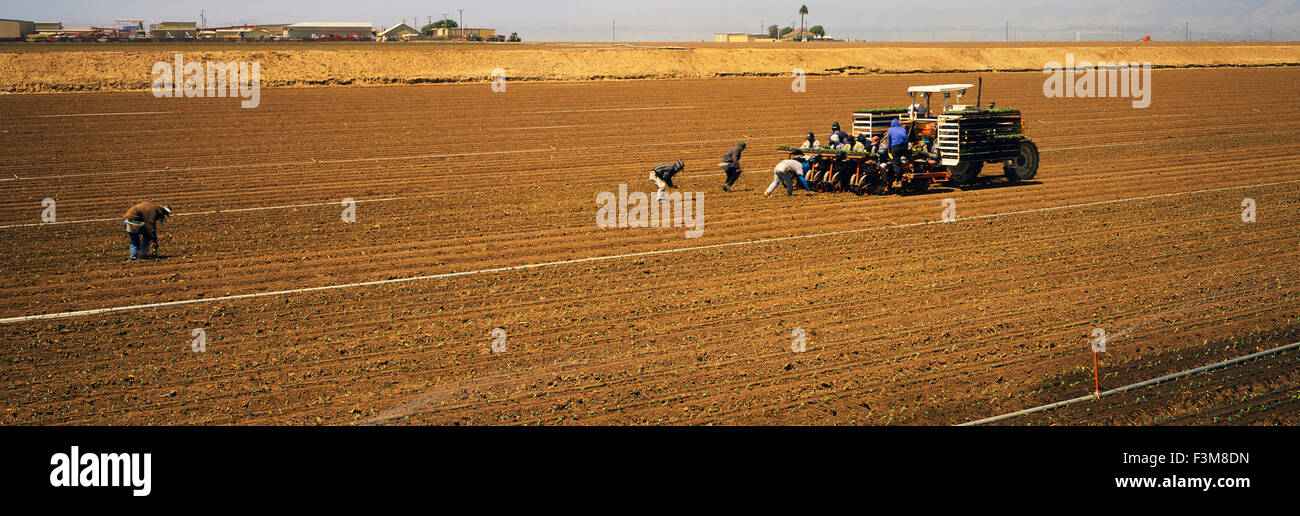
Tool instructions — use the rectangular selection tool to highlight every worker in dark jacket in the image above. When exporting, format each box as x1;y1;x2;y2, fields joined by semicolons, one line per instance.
650;159;686;201
122;201;172;260
829;122;850;151
719;141;745;191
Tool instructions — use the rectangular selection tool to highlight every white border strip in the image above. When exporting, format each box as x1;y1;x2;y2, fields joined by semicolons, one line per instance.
2;178;1295;325
958;341;1300;426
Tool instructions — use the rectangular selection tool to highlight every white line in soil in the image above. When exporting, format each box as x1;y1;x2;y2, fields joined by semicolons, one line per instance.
958;341;1300;426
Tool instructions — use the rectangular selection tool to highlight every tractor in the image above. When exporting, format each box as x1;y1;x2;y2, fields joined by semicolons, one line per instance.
779;80;1039;194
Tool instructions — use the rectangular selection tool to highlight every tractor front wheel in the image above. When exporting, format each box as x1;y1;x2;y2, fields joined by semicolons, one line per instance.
1003;141;1039;182
946;160;983;185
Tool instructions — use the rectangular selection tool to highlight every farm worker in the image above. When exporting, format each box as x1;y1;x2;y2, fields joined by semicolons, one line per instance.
871;135;888;157
800;132;820;149
828;133;843;150
719;141;746;192
868;135;891;182
850;134;870;152
886;118;909;187
122;201;172;261
650;159;686;202
912;136;940;167
909;136;927;155
765;151;810;197
909;93;931;118
830;122;850;149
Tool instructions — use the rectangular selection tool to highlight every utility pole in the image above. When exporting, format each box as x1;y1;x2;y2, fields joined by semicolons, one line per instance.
458;9;463;37
1004;21;1008;42
612;19;616;42
441;13;448;37
1185;22;1189;42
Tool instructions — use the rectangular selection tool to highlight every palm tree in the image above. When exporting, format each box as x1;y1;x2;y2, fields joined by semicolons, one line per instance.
798;5;809;41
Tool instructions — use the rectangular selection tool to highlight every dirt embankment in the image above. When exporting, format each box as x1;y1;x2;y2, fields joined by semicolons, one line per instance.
0;43;1297;93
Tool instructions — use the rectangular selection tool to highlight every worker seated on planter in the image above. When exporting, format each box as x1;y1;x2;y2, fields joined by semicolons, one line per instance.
871;135;888;159
800;132;820;149
911;136;940;166
828;122;850;150
828;133;847;150
850;134;871;153
869;134;889;176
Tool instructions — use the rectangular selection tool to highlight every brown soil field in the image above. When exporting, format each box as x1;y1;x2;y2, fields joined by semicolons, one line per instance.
0;67;1298;426
0;41;1296;92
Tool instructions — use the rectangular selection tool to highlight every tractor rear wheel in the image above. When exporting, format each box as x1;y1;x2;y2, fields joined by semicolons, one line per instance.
1003;141;1039;182
946;160;983;185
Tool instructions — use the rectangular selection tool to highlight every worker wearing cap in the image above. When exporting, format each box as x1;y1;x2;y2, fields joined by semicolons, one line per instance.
122;201;172;260
800;132;820;149
719;141;746;192
871;134;888;158
650;159;686;202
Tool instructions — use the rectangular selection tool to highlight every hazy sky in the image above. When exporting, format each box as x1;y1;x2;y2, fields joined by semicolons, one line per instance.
3;0;1297;41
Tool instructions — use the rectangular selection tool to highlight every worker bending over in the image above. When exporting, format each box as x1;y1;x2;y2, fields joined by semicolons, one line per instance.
122;201;172;261
650;159;686;201
765;151;811;197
